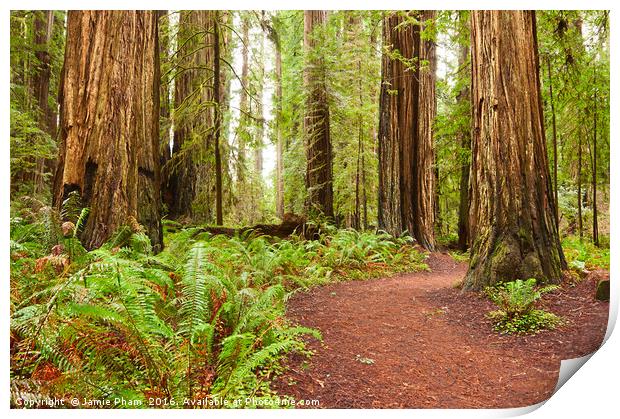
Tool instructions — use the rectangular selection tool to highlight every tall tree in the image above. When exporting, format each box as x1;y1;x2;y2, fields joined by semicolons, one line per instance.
213;11;224;225
303;10;334;218
377;11;436;250
545;56;559;226
260;13;285;219
158;11;173;212
237;14;250;184
31;11;55;135
53;11;162;250
456;12;471;251
464;10;565;290
168;11;210;219
31;11;57;194
591;68;599;246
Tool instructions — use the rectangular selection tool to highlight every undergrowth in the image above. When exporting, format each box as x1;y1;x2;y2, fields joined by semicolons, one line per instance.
562;235;610;271
10;207;428;408
484;278;562;335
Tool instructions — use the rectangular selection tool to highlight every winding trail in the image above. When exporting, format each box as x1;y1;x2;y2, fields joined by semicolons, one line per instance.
274;253;609;408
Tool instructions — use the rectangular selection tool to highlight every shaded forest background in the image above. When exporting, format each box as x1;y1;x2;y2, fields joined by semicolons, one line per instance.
10;10;610;248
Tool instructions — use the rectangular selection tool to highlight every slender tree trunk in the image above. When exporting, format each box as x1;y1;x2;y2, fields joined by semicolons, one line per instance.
303;10;333;219
378;11;436;250
158;11;173;212
275;38;284;218
237;15;250;184
53;11;162;250
577;126;583;239
464;10;565;290
546;56;560;226
260;13;285;219
254;31;265;175
213;11;223;225
592;74;599;246
31;10;55;194
456;12;471;251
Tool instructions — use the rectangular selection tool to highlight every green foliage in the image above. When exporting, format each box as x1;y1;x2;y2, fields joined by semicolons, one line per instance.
11;212;427;407
485;279;562;334
10;11;66;199
562;235;610;270
487;309;563;335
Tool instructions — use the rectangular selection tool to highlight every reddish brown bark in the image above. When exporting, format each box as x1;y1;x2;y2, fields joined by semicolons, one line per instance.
465;10;565;289
53;11;162;251
168;11;216;220
378;11;436;250
304;10;334;219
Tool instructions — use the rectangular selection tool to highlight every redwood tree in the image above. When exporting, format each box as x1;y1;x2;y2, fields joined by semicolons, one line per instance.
464;10;565;290
167;11;214;220
456;12;471;251
53;11;162;250
303;10;333;218
378;11;436;250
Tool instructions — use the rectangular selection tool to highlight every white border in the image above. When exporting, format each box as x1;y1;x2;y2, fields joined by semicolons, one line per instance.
2;1;617;417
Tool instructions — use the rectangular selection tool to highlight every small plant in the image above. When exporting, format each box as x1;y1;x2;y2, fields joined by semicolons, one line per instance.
449;250;469;263
484;278;562;334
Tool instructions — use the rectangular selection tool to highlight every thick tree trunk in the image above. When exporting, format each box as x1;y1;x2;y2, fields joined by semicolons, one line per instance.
378;11;436;250
417;10;437;249
169;12;206;219
464;10;565;290
168;11;217;221
53;11;162;251
303;10;334;219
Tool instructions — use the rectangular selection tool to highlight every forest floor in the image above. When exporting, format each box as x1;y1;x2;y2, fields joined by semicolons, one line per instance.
273;253;609;408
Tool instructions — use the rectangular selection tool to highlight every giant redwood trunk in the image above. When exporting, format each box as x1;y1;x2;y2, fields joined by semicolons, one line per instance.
303;10;334;219
167;11;216;220
464;11;565;290
53;11;162;251
378;11;436;250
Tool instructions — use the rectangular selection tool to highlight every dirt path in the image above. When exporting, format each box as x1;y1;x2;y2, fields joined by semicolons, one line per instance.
273;253;609;408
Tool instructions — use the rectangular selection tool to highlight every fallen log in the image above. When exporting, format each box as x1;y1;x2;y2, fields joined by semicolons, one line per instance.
195;213;317;239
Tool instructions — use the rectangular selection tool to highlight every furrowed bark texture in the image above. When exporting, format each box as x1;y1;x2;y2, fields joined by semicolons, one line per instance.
464;10;565;290
378;11;436;250
304;10;334;219
53;11;162;251
168;11;216;220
